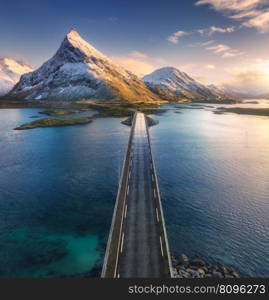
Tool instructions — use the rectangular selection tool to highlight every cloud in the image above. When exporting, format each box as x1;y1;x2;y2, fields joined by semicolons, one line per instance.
198;26;236;35
223;58;269;93
209;25;235;33
197;29;206;35
112;51;166;77
128;51;148;59
206;43;245;58
205;64;216;69
168;30;187;44
195;0;264;11
195;0;269;32
207;44;231;53
113;57;154;77
200;40;215;46
240;9;269;32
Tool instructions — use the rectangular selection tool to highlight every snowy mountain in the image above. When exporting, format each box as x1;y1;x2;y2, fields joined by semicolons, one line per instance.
9;29;157;102
143;67;219;100
207;84;226;96
0;58;33;95
209;84;252;100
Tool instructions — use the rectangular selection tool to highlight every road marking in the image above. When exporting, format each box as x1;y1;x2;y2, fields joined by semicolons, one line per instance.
124;204;128;218
156;208;159;222
127;185;129;196
153;189;156;199
120;233;125;253
160;236;164;257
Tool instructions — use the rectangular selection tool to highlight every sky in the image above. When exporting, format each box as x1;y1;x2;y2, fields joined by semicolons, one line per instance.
1;0;269;93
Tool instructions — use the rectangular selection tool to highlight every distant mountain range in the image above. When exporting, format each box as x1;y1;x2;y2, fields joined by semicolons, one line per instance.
0;58;33;95
2;29;266;102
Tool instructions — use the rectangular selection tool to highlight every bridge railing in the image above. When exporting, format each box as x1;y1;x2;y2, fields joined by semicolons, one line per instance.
101;112;137;278
145;115;174;278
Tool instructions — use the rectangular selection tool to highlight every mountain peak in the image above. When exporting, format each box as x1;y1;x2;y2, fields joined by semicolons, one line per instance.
143;66;216;99
143;67;188;84
67;28;80;38
60;29;106;61
66;28;85;44
0;57;33;95
8;30;157;101
0;57;32;74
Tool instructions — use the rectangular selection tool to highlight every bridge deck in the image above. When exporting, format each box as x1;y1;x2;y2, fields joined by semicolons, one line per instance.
102;112;172;278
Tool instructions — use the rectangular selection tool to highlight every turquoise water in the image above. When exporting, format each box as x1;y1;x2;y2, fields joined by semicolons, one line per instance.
0;108;129;277
0;103;268;277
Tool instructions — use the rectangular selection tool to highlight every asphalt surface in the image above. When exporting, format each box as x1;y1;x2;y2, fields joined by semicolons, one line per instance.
116;112;166;278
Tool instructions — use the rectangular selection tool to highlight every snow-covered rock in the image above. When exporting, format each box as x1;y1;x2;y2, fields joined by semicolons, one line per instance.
143;67;218;100
9;29;156;102
0;58;33;95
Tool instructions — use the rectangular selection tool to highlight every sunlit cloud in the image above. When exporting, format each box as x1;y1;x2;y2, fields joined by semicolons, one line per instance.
240;9;269;32
195;0;269;32
224;58;269;93
198;25;236;35
112;51;166;77
168;30;187;44
209;25;235;33
206;43;245;58
201;40;215;46
128;51;148;59
207;44;231;53
205;64;216;69
196;0;264;11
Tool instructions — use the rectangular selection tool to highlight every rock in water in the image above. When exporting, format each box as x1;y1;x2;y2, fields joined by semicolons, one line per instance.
178;254;189;267
8;29;157;102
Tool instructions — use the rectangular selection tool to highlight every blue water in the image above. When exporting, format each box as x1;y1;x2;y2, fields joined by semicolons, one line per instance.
0;104;268;277
0;108;129;277
151;103;269;277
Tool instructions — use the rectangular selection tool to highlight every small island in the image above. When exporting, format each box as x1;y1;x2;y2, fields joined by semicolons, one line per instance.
14;117;93;130
215;107;269;116
39;109;81;116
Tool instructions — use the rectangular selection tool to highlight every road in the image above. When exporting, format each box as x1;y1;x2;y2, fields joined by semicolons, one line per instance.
115;112;169;278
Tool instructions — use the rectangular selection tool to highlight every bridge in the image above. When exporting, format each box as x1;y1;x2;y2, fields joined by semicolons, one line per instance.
102;112;173;278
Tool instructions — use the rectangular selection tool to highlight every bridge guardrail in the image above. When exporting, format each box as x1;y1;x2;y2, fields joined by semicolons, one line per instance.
101;112;137;278
145;116;174;278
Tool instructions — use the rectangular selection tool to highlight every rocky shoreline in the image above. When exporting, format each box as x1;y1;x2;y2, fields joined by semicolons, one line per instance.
172;254;240;278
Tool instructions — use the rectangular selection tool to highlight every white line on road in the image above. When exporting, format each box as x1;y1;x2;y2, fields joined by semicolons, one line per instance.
156;208;159;222
160;236;164;257
120;233;125;253
124;204;128;218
